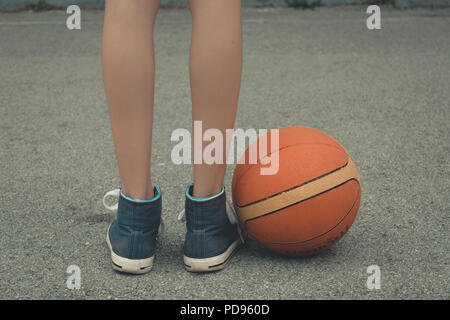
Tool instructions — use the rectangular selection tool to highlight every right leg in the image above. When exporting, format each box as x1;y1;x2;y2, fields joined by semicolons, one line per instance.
188;0;243;198
102;0;160;200
181;0;243;272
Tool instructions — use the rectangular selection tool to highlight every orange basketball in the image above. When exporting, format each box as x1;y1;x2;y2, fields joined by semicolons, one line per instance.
231;126;361;256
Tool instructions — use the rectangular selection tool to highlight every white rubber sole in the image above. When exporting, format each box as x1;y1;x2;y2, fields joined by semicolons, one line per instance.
183;238;242;273
106;224;154;274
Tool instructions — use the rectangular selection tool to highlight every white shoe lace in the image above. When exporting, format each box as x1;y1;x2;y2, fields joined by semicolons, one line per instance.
177;199;245;244
103;189;165;236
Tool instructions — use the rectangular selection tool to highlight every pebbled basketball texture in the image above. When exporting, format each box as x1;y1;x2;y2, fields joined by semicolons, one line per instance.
231;126;361;256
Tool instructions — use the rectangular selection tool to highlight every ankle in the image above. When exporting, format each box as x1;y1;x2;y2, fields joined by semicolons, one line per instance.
191;185;224;199
121;185;155;201
187;184;225;202
120;186;160;203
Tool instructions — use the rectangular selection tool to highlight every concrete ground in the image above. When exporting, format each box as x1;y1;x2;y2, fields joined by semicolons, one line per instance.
0;6;449;300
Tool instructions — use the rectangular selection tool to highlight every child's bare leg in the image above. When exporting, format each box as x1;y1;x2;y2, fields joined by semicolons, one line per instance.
102;0;160;200
188;0;243;198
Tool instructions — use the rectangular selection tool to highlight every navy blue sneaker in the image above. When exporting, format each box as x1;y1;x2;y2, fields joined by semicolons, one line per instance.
103;186;163;274
177;184;244;272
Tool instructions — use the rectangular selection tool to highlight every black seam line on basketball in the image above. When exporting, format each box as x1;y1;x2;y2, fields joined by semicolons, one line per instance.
234;142;347;193
244;178;359;223
239;141;344;170
259;190;359;246
257;142;344;162
236;160;349;209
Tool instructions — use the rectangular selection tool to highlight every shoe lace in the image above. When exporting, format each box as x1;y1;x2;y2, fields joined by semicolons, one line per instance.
102;189;165;236
177;199;245;244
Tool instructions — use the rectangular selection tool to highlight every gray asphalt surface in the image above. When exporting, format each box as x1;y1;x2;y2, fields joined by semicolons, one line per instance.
0;6;449;300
